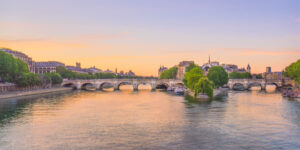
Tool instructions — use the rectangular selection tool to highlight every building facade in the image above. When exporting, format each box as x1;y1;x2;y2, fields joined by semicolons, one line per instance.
176;61;194;79
34;61;65;74
158;66;168;78
202;56;251;74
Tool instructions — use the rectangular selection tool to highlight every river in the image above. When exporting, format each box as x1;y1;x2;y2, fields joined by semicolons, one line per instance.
0;87;300;150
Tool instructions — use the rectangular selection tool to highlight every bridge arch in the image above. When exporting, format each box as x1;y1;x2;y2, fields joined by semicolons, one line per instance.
99;82;114;91
81;83;95;90
265;83;279;89
248;82;262;90
156;82;170;90
137;82;155;91
62;83;77;89
232;83;246;91
117;82;134;91
174;82;184;87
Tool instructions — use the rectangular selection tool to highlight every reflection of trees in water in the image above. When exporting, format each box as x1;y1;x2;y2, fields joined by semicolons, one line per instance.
0;91;76;127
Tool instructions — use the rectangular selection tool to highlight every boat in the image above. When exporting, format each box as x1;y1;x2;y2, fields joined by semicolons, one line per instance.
174;87;184;95
167;87;176;91
282;87;300;98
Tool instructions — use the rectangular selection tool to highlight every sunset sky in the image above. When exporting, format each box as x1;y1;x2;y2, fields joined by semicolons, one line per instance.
1;0;300;76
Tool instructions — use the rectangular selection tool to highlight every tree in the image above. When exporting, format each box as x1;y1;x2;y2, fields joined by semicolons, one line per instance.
39;74;51;86
207;66;228;88
160;66;178;79
16;73;41;87
46;72;63;85
183;67;203;90
284;59;300;84
229;71;252;79
0;51;30;82
185;62;198;73
194;77;214;98
256;74;263;79
0;51;14;82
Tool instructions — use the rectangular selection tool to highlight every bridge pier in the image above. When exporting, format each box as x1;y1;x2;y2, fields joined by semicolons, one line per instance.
133;84;138;91
151;84;156;91
113;84;119;91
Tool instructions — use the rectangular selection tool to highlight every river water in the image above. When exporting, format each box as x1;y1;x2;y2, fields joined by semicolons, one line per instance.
0;87;300;150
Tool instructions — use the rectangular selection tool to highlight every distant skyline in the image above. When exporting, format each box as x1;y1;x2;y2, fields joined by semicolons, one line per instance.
1;0;299;76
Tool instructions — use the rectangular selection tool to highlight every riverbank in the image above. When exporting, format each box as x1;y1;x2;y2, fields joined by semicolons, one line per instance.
185;88;229;101
0;87;73;99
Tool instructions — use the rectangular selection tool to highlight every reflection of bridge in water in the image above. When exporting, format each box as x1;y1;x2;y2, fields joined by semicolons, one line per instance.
228;79;296;90
62;79;184;91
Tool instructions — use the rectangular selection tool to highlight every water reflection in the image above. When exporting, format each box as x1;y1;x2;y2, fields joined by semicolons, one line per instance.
0;90;299;150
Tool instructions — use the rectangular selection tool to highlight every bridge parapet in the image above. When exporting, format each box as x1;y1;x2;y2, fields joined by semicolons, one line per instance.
61;78;183;90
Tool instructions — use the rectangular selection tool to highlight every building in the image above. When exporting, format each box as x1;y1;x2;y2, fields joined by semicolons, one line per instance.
34;61;65;74
158;66;168;78
86;66;102;74
0;48;35;73
66;63;102;74
176;61;194;79
266;66;272;73
202;56;220;72
221;64;238;73
104;69;113;73
127;70;135;76
202;56;251;74
263;66;283;80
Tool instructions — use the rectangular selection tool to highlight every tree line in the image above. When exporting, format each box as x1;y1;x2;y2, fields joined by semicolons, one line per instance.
56;66;142;80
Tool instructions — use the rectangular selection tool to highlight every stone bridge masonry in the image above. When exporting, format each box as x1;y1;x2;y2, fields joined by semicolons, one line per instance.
227;79;296;90
61;79;184;91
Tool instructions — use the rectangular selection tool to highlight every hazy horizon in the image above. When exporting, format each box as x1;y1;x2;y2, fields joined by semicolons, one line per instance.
1;0;299;76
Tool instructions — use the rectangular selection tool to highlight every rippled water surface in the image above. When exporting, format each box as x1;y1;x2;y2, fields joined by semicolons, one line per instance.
0;89;300;150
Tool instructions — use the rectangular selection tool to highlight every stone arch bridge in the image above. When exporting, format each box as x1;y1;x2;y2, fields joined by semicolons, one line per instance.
61;79;184;91
227;79;296;90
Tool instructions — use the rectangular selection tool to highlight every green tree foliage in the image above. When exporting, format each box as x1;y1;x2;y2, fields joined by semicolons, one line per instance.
45;72;63;85
39;74;51;86
284;59;300;84
229;71;252;79
185;62;198;73
255;74;263;79
160;66;178;79
207;66;229;88
183;67;203;90
194;77;214;98
56;66;118;79
0;51;30;82
15;73;41;87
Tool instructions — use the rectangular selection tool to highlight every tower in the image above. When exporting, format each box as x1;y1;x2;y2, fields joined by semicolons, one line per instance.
247;64;251;73
76;62;81;69
209;55;211;64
